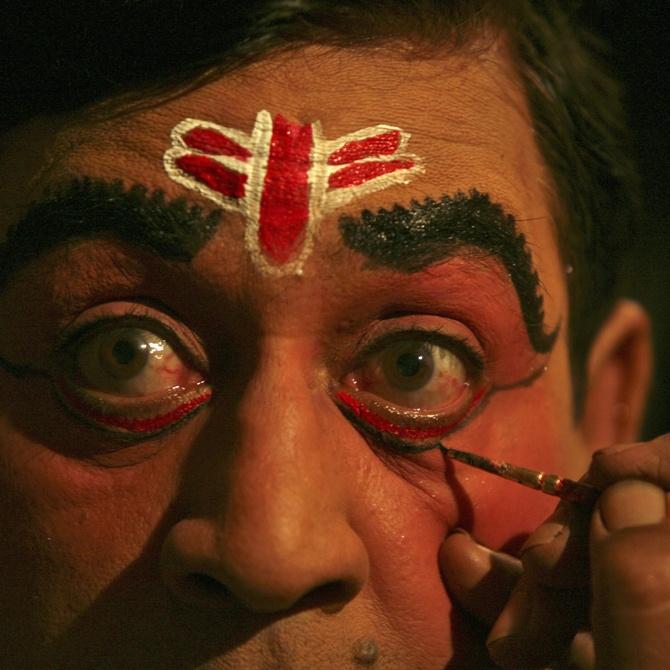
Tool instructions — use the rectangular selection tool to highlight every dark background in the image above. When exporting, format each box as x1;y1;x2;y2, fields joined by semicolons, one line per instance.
585;2;669;438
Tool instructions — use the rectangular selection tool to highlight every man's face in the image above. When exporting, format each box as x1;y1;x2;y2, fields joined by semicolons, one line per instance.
0;45;591;668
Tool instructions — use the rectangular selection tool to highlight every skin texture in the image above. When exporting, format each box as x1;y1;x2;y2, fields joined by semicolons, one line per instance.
0;43;644;669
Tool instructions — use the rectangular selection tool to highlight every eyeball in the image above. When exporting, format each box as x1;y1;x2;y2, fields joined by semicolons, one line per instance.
75;326;199;397
347;338;469;411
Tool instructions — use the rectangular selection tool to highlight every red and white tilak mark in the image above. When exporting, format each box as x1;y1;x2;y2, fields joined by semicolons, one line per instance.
163;110;424;275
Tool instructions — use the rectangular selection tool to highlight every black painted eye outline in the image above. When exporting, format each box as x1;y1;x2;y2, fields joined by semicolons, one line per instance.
336;334;553;456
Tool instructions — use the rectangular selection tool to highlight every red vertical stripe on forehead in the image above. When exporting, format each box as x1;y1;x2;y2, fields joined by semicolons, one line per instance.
258;115;314;264
176;154;247;198
183;127;252;160
327;130;401;165
328;159;415;189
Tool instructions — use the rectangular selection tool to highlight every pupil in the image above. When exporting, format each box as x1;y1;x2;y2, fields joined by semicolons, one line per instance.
112;339;137;366
95;328;153;381
381;341;435;392
396;351;424;378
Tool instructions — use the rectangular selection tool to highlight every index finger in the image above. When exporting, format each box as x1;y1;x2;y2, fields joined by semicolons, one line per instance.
519;498;591;588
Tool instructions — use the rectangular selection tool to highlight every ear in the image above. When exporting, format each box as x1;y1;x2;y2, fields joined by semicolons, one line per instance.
579;300;652;451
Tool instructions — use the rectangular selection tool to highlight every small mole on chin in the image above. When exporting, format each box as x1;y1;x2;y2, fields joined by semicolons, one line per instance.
352;638;379;665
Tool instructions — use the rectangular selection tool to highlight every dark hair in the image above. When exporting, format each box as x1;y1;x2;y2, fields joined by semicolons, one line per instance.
0;0;639;410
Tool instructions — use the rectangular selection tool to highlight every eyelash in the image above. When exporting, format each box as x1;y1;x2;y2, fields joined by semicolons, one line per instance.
350;326;484;375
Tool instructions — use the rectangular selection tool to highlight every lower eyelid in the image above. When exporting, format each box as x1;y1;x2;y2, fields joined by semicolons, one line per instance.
335;385;489;445
338;392;461;440
55;379;212;438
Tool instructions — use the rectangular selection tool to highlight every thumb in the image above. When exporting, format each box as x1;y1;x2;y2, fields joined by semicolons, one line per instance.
439;529;522;626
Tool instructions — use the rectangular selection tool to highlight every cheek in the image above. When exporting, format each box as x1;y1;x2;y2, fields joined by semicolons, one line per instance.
0;416;180;638
452;375;583;552
346;453;455;652
346;449;499;665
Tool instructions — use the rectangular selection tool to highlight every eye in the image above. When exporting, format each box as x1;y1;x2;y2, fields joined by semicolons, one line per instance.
76;326;198;396
54;314;212;439
337;330;488;446
353;339;468;410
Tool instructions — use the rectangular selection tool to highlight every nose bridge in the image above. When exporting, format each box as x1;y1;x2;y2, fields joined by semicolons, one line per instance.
226;334;335;548
239;332;321;459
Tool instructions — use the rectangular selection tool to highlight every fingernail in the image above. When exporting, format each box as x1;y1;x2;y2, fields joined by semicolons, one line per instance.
566;631;595;670
593;441;636;458
440;529;494;583
597;480;666;532
520;503;572;555
520;521;567;555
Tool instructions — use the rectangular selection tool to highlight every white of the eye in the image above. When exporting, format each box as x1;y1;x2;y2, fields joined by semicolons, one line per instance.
133;337;173;393
433;346;467;383
374;343;469;410
77;329;180;396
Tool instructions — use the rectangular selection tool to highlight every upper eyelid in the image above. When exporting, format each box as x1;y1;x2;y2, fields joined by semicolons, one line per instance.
53;310;209;374
351;327;485;375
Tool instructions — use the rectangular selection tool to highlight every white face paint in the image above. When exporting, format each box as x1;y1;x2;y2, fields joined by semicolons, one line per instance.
164;110;424;276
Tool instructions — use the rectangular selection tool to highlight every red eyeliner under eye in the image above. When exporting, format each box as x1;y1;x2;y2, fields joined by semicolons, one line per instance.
56;380;212;437
336;386;489;445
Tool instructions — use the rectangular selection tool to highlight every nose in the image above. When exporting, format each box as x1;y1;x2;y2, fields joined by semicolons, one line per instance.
160;342;369;613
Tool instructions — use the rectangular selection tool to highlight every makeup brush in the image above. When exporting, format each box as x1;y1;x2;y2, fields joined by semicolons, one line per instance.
439;445;600;507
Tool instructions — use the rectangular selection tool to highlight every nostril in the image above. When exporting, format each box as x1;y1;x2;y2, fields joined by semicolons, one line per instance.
299;580;353;613
184;572;231;599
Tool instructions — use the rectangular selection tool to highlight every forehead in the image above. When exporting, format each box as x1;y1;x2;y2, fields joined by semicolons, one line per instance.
0;43;563;320
1;44;546;200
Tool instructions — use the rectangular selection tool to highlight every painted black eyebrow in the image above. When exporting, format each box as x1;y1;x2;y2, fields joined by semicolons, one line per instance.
338;190;557;354
1;180;555;354
0;177;221;290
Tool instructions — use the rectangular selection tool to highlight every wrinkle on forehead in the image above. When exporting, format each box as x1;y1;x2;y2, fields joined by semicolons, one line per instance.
19;38;524;139
2;40;530;171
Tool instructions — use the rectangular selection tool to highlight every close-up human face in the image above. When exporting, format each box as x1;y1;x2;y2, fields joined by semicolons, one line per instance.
0;44;592;668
